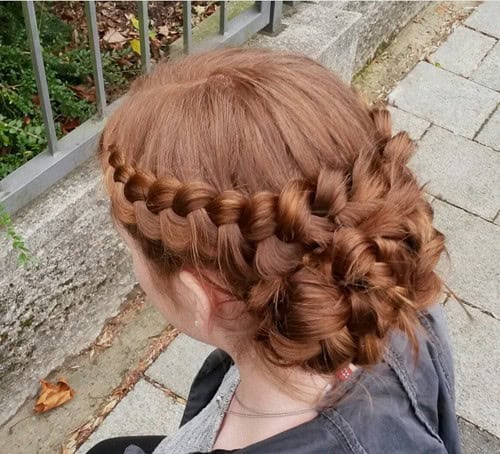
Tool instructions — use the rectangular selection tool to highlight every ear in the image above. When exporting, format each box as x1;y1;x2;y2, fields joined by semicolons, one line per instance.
178;271;212;332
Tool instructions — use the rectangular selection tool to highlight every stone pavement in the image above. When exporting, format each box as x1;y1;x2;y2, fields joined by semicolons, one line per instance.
79;2;500;452
389;2;500;449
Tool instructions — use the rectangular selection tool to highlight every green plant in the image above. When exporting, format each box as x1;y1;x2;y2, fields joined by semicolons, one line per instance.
0;203;32;266
0;114;45;178
0;2;140;179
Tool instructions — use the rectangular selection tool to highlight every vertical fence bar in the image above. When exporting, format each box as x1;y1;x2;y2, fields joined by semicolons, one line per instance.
137;1;151;73
22;1;58;155
219;1;228;35
183;1;192;54
85;0;106;117
264;1;283;34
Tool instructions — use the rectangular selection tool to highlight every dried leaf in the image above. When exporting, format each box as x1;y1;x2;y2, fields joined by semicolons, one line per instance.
95;328;114;348
69;84;96;102
72;28;80;45
193;5;207;16
101;398;118;414
103;28;127;44
130;39;141;55
61;117;80;134
157;25;169;36
34;378;75;413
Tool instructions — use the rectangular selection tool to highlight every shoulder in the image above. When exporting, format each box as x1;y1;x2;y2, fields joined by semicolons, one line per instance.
322;364;447;453
180;349;233;426
320;303;458;453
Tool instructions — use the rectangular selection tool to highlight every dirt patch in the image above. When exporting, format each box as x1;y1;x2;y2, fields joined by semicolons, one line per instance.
352;1;480;104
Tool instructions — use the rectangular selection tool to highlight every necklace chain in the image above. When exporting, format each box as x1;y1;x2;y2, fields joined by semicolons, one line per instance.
217;367;353;419
227;391;316;418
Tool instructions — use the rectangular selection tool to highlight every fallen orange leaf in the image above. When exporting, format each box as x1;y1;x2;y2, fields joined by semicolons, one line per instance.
34;378;75;413
69;84;96;103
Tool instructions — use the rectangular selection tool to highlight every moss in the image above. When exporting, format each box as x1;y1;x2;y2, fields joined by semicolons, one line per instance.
353;39;392;83
20;316;34;328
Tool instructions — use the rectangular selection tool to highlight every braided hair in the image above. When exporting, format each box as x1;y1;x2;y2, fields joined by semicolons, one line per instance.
99;48;445;375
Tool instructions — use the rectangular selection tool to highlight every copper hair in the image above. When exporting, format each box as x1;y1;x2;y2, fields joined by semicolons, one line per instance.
99;48;445;375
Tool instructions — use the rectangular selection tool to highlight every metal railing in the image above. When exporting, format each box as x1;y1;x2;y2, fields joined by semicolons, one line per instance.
0;1;285;214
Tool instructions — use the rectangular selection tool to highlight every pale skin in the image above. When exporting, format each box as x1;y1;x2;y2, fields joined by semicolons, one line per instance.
119;226;337;450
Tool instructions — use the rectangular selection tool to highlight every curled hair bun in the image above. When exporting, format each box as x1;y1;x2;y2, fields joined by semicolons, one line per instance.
100;48;445;374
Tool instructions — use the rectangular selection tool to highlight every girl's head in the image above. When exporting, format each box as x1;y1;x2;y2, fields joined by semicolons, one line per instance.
99;48;444;376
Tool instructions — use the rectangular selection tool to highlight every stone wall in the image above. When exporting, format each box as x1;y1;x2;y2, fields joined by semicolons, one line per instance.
346;1;427;73
0;159;135;425
250;1;426;81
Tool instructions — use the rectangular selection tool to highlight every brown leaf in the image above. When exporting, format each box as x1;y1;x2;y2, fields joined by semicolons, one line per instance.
103;28;127;44
34;378;75;413
61;117;80;134
69;84;96;103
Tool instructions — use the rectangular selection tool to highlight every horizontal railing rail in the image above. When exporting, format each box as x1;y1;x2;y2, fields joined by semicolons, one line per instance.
0;1;285;214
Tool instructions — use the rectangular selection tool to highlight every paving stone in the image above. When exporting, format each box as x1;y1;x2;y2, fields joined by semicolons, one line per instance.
445;302;500;437
146;334;215;399
432;199;500;316
476;106;500;150
412;126;500;220
465;1;500;39
389;62;500;138
471;41;500;92
78;380;185;453
387;106;430;141
428;26;495;78
459;417;500;454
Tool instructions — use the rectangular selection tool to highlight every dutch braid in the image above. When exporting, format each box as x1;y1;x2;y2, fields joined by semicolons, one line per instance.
99;48;445;374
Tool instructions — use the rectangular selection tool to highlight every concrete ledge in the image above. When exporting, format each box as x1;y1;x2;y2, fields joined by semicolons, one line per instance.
248;4;362;82
0;99;122;215
249;1;426;82
344;1;428;73
0;158;136;426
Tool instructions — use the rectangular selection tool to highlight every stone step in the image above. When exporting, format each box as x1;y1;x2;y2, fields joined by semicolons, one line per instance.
248;5;362;82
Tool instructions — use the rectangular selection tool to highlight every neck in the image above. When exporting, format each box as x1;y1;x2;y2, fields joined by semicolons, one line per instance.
231;348;330;414
211;346;333;450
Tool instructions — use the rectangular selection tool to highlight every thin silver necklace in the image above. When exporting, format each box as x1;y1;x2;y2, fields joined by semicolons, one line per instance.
217;368;352;419
218;384;319;419
228;391;317;418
